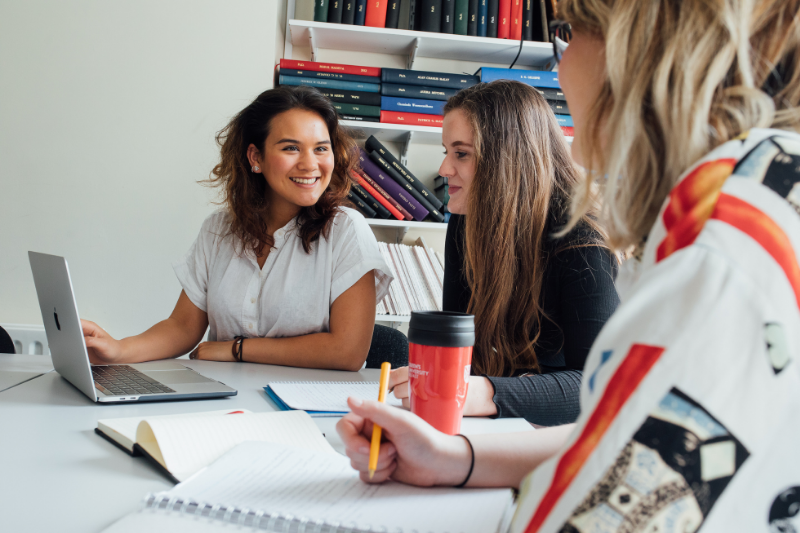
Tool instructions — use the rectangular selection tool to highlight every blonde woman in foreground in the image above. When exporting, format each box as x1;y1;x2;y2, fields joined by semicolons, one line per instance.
337;0;800;531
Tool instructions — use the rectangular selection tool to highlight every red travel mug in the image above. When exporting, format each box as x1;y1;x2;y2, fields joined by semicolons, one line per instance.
408;311;475;435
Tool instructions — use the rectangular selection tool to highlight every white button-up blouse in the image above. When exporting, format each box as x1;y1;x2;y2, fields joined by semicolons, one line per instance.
173;208;392;342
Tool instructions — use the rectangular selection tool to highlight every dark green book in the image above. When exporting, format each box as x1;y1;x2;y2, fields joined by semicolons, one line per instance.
314;0;330;21
316;88;382;107
347;190;377;218
331;102;381;118
351;183;392;218
454;0;468;34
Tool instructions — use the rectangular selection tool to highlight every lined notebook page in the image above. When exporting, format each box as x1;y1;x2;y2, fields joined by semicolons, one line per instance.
164;441;513;533
137;411;335;482
268;381;404;411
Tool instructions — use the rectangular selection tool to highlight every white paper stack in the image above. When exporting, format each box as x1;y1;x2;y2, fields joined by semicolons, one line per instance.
377;240;444;317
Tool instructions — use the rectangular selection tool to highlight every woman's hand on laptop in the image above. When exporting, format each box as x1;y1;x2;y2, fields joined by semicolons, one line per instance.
81;320;123;364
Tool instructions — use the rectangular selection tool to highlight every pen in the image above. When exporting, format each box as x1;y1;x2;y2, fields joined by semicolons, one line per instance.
368;361;391;479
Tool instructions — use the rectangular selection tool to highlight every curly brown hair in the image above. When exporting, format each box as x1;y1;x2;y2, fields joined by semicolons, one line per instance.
205;85;356;254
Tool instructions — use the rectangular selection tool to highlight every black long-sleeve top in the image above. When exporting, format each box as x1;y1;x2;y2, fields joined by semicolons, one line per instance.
443;214;620;426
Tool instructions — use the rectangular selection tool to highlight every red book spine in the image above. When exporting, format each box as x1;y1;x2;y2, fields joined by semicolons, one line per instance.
365;0;388;27
510;0;522;39
356;170;414;220
561;126;574;136
349;170;405;220
279;59;381;77
498;0;511;38
380;111;444;127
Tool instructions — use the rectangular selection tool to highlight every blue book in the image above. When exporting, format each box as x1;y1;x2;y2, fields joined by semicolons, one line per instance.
554;114;574;127
278;75;381;93
354;0;367;24
478;68;560;88
478;0;487;36
381;96;446;116
280;69;380;85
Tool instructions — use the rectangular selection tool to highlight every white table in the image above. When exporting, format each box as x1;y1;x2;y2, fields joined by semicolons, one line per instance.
0;358;531;532
0;353;54;393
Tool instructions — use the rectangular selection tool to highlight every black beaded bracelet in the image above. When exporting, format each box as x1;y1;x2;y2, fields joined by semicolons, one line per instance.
453;434;475;488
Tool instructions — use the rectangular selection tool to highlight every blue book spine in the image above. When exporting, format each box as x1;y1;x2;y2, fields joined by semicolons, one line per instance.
354;0;367;24
554;114;574;127
478;0;487;36
380;96;446;116
281;69;380;84
278;75;381;93
381;68;479;89
478;68;560;88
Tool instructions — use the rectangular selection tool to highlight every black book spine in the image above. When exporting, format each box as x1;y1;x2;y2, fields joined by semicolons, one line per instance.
535;87;566;101
534;0;547;41
342;0;356;23
347;190;377;218
413;0;422;30
467;0;478;35
523;0;532;40
441;0;455;33
338;114;380;122
355;0;368;24
487;0;498;37
366;136;445;211
352;183;392;218
328;0;344;22
317;88;382;106
368;152;445;222
421;0;442;32
381;83;459;101
386;0;401;27
547;100;569;115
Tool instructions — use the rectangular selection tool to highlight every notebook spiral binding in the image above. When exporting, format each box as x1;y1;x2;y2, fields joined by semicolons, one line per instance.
143;494;380;533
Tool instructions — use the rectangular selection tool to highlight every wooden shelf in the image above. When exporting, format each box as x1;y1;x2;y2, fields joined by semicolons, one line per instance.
289;19;555;69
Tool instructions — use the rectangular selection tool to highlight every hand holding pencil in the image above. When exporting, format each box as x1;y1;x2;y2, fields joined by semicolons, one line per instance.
369;361;392;479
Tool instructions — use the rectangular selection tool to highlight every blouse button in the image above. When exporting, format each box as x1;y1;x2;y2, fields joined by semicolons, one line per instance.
251;297;256;304
248;323;253;329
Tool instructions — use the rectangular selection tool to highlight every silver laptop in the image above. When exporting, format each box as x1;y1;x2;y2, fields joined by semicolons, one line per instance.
28;251;237;403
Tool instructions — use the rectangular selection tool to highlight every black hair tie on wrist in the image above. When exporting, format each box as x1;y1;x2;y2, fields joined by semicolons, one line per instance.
231;336;245;362
454;434;475;488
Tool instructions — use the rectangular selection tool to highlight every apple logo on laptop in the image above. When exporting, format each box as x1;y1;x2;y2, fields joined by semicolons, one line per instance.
54;308;61;331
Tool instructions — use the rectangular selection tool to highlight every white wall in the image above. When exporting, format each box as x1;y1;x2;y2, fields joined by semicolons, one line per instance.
0;0;282;337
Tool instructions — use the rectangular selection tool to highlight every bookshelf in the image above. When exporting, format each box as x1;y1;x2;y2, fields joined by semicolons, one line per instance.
367;218;446;243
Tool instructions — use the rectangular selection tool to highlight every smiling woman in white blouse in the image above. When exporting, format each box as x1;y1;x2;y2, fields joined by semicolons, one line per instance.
80;86;392;371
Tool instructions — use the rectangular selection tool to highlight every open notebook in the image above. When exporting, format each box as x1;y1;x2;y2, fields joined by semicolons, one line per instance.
103;441;516;533
96;410;333;482
265;381;404;416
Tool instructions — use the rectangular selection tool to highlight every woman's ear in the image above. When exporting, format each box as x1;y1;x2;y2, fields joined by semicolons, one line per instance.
246;143;262;169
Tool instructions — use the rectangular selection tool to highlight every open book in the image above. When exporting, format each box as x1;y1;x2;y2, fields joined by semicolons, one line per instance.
265;381;403;416
103;441;515;533
96;410;333;482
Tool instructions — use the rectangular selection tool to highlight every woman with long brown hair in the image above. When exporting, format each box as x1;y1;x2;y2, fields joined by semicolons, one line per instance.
81;86;391;370
390;80;619;426
339;0;800;529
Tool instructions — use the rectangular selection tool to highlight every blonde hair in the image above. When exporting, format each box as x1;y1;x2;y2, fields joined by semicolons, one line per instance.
560;0;800;251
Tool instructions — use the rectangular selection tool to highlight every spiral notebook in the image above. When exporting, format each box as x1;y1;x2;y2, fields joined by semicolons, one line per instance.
265;381;404;417
103;441;515;533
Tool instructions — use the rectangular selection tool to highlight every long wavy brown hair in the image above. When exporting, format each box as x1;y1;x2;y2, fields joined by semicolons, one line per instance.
205;86;356;254
444;80;609;377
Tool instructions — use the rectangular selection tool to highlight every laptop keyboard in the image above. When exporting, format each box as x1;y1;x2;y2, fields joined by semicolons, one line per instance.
92;365;176;396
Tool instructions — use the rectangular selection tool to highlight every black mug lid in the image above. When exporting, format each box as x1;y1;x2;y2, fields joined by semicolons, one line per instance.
408;311;475;348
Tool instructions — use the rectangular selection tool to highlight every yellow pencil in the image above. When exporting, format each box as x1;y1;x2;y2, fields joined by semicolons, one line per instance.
368;361;391;479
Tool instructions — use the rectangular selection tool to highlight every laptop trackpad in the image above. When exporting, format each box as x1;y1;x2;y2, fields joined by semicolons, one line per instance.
145;370;213;384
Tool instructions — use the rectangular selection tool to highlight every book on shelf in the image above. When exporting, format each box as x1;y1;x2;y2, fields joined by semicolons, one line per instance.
365;135;445;211
351;181;393;218
561;125;574;136
343;0;357;23
377;241;444;315
434;174;448;187
314;0;330;22
355;0;368;24
498;0;510;38
523;0;532;40
382;82;459;101
420;0;442;32
478;67;560;88
478;0;488;36
354;168;414;220
467;0;478;35
510;0;522;39
365;0;388;26
279;59;381;78
548;99;569;114
403;0;417;30
386;0;401;27
533;0;548;41
487;0;499;36
279;75;381;93
358;149;430;221
368;151;446;222
554;113;573;127
95;410;332;483
278;67;381;85
442;0;455;32
382;68;479;89
347;189;378;218
435;182;451;204
332;101;381;117
316;87;382;106
102;442;514;533
380;110;444;127
349;169;406;220
543;0;556;32
340;114;380;122
454;0;468;34
536;86;565;101
329;0;344;22
381;95;446;116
